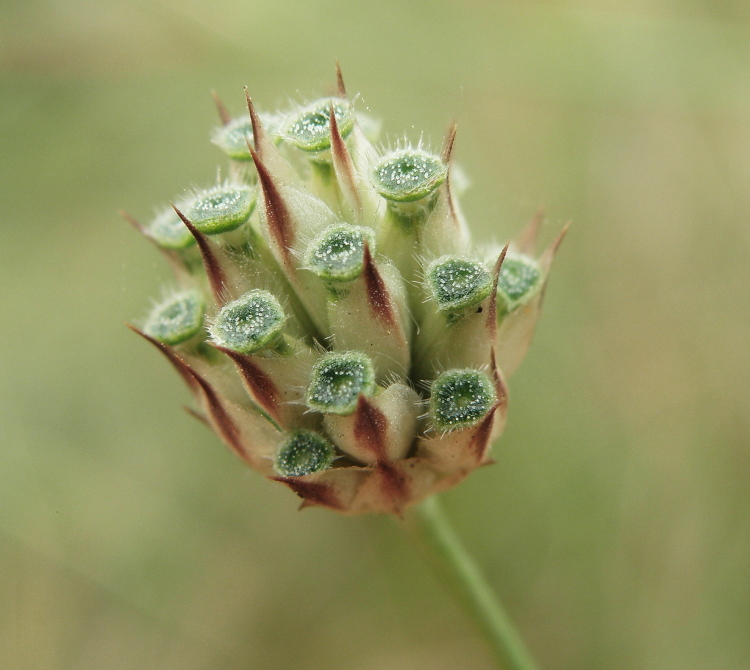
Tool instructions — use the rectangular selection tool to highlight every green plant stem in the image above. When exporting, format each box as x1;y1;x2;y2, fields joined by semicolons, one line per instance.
413;495;540;670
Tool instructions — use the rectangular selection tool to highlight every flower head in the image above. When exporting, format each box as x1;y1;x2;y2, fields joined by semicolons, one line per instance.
125;68;567;515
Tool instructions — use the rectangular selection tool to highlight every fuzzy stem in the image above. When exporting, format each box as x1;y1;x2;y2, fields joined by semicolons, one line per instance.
413;495;540;670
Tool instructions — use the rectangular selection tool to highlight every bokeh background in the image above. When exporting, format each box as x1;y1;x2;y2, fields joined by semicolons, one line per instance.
2;0;749;668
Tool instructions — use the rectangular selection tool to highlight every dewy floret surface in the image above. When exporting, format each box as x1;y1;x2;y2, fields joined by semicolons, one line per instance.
428;256;493;313
306;352;376;415
144;290;205;346
306;224;372;283
275;430;336;477
371;149;448;202
210;290;286;354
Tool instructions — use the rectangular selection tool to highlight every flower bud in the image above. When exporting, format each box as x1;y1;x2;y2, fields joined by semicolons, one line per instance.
282;98;354;153
429;369;496;432
306;351;376;416
305;224;374;285
497;254;542;314
144;290;205;346
209;289;286;354
372;148;449;287
148;207;196;250
184;183;256;235
275;429;336;476
212;115;254;161
371;149;447;203
212;113;281;161
427;256;493;314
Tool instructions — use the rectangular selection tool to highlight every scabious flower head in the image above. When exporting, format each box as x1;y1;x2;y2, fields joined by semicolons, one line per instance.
125;68;567;515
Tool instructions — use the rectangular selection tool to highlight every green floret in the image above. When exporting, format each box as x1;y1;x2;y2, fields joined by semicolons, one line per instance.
497;255;542;310
275;430;335;476
428;256;493;313
306;351;376;415
210;290;286;354
144;290;205;346
305;224;374;283
148;207;196;250
371;149;447;202
282;98;354;153
211;112;282;160
211;116;255;161
184;183;256;235
430;369;496;431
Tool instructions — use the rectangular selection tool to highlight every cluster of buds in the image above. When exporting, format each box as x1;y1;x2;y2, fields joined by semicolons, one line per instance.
125;68;567;515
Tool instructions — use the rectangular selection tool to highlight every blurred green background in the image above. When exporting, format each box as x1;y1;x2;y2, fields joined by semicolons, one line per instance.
2;0;749;668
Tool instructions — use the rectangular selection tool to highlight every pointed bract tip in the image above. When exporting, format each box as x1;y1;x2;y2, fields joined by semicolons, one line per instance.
170;204;205;246
211;90;232;126
551;220;571;255
353;393;389;461
494;242;510;275
516;205;546;254
183;405;210;426
171;204;228;304
335;61;347;98
486;243;509;336
119;210;148;236
442;122;457;164
489;347;509;406
125;322;199;393
541;220;571;271
362;241;396;327
171;203;189;225
329;101;362;215
243;87;265;152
